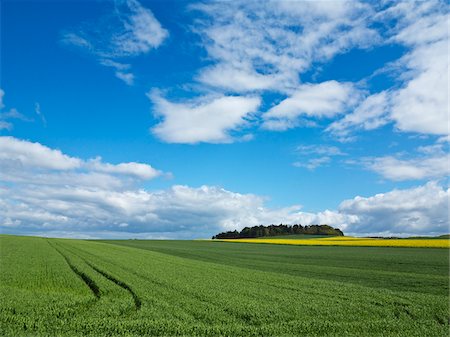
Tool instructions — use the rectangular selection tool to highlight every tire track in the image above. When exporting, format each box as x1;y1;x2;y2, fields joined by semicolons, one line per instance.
65;244;271;322
69;247;262;322
48;241;100;299
60;244;141;310
86;262;141;310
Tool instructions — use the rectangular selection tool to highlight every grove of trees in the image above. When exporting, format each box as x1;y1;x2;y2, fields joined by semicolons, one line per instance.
212;224;344;239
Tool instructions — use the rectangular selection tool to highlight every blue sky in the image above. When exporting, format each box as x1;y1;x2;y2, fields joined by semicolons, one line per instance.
0;0;448;238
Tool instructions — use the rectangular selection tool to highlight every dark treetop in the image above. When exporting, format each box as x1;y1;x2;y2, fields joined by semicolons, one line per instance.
212;224;344;239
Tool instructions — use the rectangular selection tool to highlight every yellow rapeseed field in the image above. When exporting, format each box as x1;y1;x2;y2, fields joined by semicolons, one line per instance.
218;237;450;248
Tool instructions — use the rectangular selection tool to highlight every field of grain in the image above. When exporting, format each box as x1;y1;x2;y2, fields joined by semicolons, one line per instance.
217;236;450;248
1;235;449;336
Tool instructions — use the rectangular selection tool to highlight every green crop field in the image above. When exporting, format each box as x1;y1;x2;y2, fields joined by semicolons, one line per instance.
1;235;449;336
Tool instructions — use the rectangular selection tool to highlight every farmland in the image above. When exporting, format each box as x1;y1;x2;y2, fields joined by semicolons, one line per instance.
216;236;450;248
1;235;449;336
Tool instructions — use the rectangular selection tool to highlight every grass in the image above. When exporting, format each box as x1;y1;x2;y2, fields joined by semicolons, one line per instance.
1;234;449;336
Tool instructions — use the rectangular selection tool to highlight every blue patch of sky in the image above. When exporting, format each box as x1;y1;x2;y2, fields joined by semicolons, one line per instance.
0;0;439;214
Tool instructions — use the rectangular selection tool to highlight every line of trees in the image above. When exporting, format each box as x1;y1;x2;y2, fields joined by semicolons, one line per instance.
212;224;344;239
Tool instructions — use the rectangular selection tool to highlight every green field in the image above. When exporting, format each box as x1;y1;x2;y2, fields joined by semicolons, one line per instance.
1;235;449;336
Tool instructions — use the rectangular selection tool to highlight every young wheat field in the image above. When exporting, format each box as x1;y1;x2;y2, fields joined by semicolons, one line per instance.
1;234;449;336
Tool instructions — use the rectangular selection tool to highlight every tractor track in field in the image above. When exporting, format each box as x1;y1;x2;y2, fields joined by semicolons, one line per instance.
59;244;253;320
47;241;100;299
86;262;141;310
59;244;142;310
68;248;267;323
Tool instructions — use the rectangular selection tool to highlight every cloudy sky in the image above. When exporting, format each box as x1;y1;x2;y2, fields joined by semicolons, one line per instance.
1;0;448;239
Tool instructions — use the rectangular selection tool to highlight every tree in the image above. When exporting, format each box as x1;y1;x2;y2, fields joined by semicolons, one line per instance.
212;224;344;239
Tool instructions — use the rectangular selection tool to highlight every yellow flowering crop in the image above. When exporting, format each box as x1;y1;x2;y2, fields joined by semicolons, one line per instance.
218;237;450;248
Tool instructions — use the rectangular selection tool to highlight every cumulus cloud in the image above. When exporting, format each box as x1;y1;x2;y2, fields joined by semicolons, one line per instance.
147;1;446;143
340;182;449;236
365;156;448;181
385;1;448;136
62;0;168;85
148;91;261;144
144;0;379;143
0;138;355;238
0;137;162;187
0;181;355;239
263;81;360;131
0;136;81;170
87;157;160;180
390;41;447;135
0;137;447;238
362;143;449;181
329;1;448;139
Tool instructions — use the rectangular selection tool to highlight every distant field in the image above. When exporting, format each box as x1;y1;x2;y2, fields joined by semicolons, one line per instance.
1;235;449;336
216;236;450;248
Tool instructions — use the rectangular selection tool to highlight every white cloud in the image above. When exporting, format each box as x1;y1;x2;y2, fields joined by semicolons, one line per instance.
99;59;130;70
112;0;168;56
296;144;345;157
360;142;449;181
364;155;449;182
144;0;376;140
149;91;261;144
438;135;450;143
385;1;447;47
64;0;168;58
0;121;12;131
0;89;31;131
147;1;445;141
327;91;391;138
293;157;331;171
0;136;356;237
390;38;447;135
1;137;447;238
87;157;160;180
0;180;356;239
0;136;81;170
0;137;161;184
329;1;448;139
366;156;448;181
62;0;168;85
387;1;448;135
62;33;92;50
197;64;279;93
0;108;29;121
0;89;4;110
263;81;360;131
340;182;449;236
115;71;135;85
293;144;346;170
34;103;47;127
99;59;135;85
191;0;378;93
